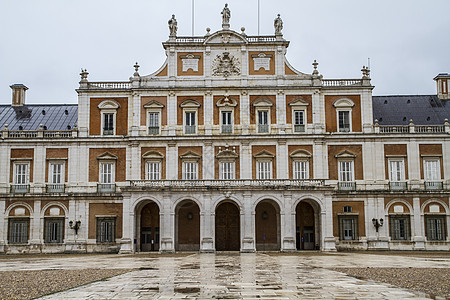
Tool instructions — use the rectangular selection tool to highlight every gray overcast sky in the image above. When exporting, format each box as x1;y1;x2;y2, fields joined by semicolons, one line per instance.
1;0;449;104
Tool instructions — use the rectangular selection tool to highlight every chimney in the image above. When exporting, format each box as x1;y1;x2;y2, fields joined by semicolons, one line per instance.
434;73;450;100
10;84;28;106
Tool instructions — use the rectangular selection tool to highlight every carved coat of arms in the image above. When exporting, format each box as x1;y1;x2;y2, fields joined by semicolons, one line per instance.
212;52;240;77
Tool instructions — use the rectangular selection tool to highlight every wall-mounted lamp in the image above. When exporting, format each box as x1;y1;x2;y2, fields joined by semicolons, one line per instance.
69;220;81;234
372;218;383;232
187;212;193;220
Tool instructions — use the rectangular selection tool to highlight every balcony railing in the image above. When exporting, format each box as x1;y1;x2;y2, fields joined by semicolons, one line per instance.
376;123;448;134
389;181;408;191
294;124;305;133
46;184;65;193
258;124;269;133
4;130;74;139
338;181;356;191
102;129;114;136
97;183;116;193
87;82;130;89
322;79;363;87
185;125;196;134
10;184;30;194
424;181;443;190
221;124;233;133
148;126;160;135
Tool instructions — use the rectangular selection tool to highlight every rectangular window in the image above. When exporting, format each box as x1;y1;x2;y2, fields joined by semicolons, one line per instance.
389;160;405;182
146;161;161;180
426;215;446;241
424;159;440;181
185;111;196;134
257;110;269;133
294;110;305;132
100;163;113;184
339;216;358;240
257;161;272;179
339;161;354;182
103;113;114;135
293;161;309;179
50;163;63;184
220;161;235;180
221;111;232;133
338;111;350;132
96;217;115;243
183;162;198;180
8;218;29;244
389;215;410;240
15;163;28;185
148;112;160;135
44;218;64;243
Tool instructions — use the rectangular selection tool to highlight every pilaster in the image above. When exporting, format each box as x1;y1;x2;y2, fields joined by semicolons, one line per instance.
203;141;214;179
413;196;425;250
240;141;251;179
167;141;177;180
167;91;177;136
240;91;250;135
200;192;214;252
277;139;288;179
204;91;213;135
241;191;255;252
281;191;295;251
276;90;286;133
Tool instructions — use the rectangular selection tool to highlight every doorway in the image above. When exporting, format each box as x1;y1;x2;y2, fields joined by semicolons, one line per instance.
140;202;160;252
215;202;240;251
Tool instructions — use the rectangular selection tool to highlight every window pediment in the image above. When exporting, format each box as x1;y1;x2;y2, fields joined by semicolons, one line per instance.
98;100;120;110
97;152;118;160
335;150;357;159
333;98;355;108
217;149;238;159
180;99;201;108
253;98;273;107
142;150;164;160
216;96;238;107
143;100;165;109
289;98;309;107
180;150;201;160
254;150;275;159
290;149;312;159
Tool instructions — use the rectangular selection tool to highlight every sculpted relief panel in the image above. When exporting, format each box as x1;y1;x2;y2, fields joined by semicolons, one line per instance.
212;52;240;77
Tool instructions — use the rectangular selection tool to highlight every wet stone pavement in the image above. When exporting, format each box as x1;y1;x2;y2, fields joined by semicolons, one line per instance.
3;252;448;299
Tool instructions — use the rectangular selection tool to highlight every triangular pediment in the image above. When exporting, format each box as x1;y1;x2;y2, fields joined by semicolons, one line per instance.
217;149;239;159
143;100;165;109
254;150;275;158
335;150;357;158
180;150;201;160
97;152;118;160
204;30;248;45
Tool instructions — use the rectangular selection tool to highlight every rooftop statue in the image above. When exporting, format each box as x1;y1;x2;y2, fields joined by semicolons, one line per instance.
274;14;283;35
168;14;177;37
221;4;231;26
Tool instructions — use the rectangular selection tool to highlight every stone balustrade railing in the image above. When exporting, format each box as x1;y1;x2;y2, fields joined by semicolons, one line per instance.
375;123;449;134
322;79;364;87
3;130;76;139
87;82;131;89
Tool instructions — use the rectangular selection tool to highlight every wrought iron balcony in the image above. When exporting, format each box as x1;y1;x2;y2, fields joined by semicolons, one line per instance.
10;184;30;194
389;181;408;191
221;124;233;133
424;181;443;190
97;183;116;193
148;126;160;135
46;184;65;193
338;181;356;191
185;125;196;134
102;129;114;136
294;124;305;133
258;124;269;133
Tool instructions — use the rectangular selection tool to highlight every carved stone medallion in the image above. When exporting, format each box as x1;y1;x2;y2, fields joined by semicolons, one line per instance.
212;52;240;77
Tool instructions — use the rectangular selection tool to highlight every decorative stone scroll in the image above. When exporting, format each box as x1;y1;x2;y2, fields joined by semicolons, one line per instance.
212;52;240;77
180;54;201;72
252;52;272;71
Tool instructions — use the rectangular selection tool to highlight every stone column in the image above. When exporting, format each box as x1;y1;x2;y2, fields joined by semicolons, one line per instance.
312;90;324;134
160;192;174;252
408;141;420;189
167;141;177;180
240;91;250;135
34;145;45;193
0;200;6;253
277;139;288;179
77;92;89;137
128;141;140;181
204;91;213;135
167;91;177;136
322;193;336;251
30;200;41;253
313;139;326;179
276;90;286;134
281;191;295;251
130;92;140;136
413;196;425;250
119;192;134;253
240;141;251;179
200;192;214;252
203;141;214;179
241;191;255;252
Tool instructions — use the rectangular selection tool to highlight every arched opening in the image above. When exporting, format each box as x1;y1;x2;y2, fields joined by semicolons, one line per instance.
255;200;280;251
215;201;240;251
138;201;160;252
175;200;200;251
296;200;321;250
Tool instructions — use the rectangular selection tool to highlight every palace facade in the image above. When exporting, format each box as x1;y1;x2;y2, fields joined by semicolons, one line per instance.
1;8;450;254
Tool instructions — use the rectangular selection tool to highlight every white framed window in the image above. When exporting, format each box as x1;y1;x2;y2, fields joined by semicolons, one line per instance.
14;163;29;185
183;162;198;180
389;159;405;182
98;100;120;136
180;99;201;135
221;110;233;133
424;159;440;181
339;215;358;240
289;98;309;133
216;146;239;180
220;161;235;180
49;162;65;184
100;162;114;184
146;161;161;180
144;100;164;135
257;161;272;179
253;98;273;134
293;160;309;179
339;161;354;182
96;217;115;243
8;218;29;244
333;98;354;133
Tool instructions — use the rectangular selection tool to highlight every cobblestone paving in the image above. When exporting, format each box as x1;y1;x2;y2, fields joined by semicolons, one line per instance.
1;252;449;299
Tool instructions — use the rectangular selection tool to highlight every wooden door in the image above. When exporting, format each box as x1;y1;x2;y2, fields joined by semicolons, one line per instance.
215;202;240;251
140;202;160;252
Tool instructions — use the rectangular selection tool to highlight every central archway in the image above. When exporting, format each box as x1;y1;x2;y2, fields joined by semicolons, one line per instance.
175;200;200;251
139;202;160;252
255;200;280;251
215;201;240;251
295;200;320;250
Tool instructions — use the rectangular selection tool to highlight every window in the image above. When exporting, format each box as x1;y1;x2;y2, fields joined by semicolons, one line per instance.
183;162;198;180
424;159;440;181
97;152;117;193
343;206;352;213
338;111;350;132
15;163;28;185
98;100;119;136
185;111;196;134
339;216;358;240
257;110;269;133
44;218;64;243
103;113;114;135
293;160;309;179
339;161;354;182
426;215;446;241
8;218;29;244
100;162;113;184
180;99;201;135
96;217;115;243
148;112;160;135
221;111;233;133
220;161;235;180
389;215;410;240
49;162;64;184
389;159;405;182
293;110;305;132
146;161;161;180
257;161;272;179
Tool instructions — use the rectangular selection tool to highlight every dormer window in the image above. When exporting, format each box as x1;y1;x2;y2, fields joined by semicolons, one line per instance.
333;98;354;133
180;99;201;135
254;150;275;179
142;151;164;180
98;100;120;136
289;98;309;133
217;95;238;134
290;149;312;179
216;146;238;180
253;98;273;133
144;100;164;135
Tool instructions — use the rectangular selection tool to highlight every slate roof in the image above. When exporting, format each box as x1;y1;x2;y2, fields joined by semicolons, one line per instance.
373;95;450;125
0;104;78;131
